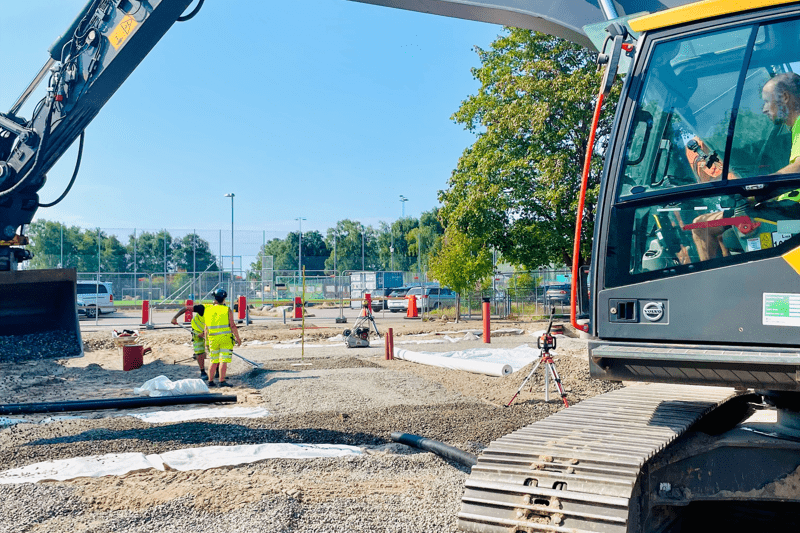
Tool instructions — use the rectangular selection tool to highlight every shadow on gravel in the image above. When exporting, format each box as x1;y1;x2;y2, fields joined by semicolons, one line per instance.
25;423;387;448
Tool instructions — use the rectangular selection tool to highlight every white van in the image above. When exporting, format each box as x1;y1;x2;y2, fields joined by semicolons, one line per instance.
76;281;116;318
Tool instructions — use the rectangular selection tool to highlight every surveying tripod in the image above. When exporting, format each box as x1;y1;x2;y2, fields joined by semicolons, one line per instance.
506;308;569;408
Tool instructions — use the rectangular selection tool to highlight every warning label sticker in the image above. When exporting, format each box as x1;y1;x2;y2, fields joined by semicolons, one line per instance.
763;293;800;326
109;14;138;50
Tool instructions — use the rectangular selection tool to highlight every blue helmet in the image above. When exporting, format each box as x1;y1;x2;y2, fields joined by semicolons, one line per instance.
212;288;228;303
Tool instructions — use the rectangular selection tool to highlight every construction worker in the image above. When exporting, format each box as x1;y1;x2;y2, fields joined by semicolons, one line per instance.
171;304;209;379
205;288;241;388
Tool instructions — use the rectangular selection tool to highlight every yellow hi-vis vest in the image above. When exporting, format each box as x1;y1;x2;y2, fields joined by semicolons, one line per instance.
205;304;231;337
190;312;205;334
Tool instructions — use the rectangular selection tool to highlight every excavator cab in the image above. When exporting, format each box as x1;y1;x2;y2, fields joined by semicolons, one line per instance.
0;269;83;360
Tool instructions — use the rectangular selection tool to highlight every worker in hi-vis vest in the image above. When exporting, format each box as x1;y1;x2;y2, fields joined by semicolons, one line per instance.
171;304;209;379
204;288;241;387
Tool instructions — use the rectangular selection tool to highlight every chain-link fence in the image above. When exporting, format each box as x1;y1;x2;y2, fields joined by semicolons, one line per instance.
72;267;573;317
29;224;574;315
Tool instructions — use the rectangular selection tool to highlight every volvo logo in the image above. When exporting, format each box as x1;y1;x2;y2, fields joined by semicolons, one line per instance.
642;302;664;322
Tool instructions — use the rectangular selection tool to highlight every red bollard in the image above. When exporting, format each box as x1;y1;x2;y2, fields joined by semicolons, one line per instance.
482;297;491;344
238;296;247;320
293;296;303;319
184;299;193;324
388;327;394;360
141;300;150;326
384;331;390;360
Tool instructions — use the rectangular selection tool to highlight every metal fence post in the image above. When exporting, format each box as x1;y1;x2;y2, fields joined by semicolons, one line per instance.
192;230;196;299
96;228;100;325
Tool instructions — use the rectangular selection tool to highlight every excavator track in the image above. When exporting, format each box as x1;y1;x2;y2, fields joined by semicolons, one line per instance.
459;383;738;533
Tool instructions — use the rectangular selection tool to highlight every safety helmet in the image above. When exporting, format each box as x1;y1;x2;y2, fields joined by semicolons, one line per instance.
212;288;228;303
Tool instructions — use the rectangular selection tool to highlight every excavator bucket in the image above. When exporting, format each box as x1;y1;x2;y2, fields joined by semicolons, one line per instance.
0;269;83;361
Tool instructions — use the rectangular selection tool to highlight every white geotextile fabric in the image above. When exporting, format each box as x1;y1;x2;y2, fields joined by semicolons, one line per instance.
133;376;210;397
394;350;513;376
126;406;270;423
0;443;362;484
394;344;543;376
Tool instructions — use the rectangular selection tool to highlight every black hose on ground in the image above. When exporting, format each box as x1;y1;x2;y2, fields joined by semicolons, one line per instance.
390;432;477;468
0;394;237;415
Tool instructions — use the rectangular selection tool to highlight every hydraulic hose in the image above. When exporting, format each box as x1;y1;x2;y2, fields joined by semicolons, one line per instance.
38;131;84;207
390;432;477;468
570;91;605;334
0;394;237;415
177;0;205;21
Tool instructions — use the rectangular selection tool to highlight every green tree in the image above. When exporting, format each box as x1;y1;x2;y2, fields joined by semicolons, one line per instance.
376;218;418;271
298;230;330;272
439;29;619;268
407;208;444;274
323;220;379;272
428;228;493;322
28;221;128;272
129;230;173;273
172;233;219;273
27;220;74;269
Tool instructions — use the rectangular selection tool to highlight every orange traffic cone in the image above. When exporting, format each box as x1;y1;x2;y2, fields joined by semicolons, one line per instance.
406;294;418;318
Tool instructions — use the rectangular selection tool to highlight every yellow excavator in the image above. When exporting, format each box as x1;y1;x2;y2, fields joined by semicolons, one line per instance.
1;0;799;529
358;0;800;529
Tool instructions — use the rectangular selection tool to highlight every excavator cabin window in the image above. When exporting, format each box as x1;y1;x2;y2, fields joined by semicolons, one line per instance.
606;15;800;288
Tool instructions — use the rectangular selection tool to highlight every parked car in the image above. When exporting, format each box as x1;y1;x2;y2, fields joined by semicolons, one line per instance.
367;287;398;311
544;283;571;305
386;286;416;312
399;286;457;312
76;281;116;319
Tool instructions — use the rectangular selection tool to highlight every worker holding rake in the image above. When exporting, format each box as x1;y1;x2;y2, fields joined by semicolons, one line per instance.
171;304;210;379
204;288;241;388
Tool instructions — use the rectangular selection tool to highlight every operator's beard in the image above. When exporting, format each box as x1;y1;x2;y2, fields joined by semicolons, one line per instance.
774;103;790;125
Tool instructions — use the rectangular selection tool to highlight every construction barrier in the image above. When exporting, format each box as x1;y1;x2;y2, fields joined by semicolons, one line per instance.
293;297;302;320
482;297;491;344
184;299;193;324
237;296;246;321
141;300;150;326
406;295;418;318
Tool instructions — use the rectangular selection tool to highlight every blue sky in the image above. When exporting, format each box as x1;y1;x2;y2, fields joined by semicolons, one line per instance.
1;0;502;237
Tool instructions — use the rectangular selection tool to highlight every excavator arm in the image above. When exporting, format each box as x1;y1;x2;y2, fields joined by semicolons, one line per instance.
0;0;195;271
0;0;197;360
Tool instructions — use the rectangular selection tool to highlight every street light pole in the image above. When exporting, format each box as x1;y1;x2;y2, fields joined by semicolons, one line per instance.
224;193;235;289
361;227;365;271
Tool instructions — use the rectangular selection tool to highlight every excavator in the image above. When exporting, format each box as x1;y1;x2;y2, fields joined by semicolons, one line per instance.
1;0;799;530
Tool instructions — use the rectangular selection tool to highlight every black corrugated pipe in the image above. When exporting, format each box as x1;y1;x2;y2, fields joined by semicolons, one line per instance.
0;394;237;415
390;432;477;468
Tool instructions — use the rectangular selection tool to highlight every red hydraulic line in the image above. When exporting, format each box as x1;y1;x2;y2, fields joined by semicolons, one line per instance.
570;91;605;333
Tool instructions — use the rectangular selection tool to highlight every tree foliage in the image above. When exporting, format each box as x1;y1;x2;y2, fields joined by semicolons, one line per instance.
28;221;126;272
428;227;493;321
439;29;619;268
172;233;219;273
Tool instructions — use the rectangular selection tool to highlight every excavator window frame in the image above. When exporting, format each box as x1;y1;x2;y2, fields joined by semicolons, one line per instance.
597;3;800;291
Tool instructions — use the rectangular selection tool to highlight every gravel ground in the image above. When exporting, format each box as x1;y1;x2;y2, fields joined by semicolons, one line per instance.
0;319;620;532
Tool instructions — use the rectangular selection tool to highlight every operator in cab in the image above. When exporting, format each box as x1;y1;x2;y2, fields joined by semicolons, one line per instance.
763;72;800;174
688;73;800;261
205;288;241;388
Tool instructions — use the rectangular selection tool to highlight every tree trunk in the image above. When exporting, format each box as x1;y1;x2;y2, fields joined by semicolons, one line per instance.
455;293;461;323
